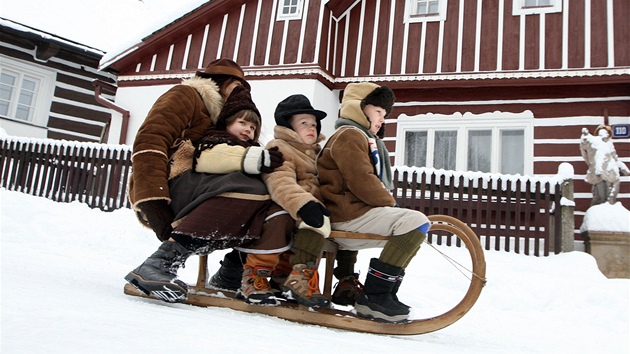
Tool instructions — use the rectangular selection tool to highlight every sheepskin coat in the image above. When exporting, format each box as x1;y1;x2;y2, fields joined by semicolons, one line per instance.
263;125;325;223
128;77;223;210
317;86;397;224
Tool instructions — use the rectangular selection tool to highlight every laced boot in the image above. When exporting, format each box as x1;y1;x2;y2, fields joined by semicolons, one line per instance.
331;273;364;306
281;263;330;308
237;267;279;306
125;240;191;303
354;258;410;323
208;251;244;291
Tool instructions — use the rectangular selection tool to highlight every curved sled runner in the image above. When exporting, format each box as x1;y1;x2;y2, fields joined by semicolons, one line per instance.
123;214;487;335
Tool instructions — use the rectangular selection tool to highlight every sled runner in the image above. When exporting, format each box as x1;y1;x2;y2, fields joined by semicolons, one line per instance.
123;215;486;335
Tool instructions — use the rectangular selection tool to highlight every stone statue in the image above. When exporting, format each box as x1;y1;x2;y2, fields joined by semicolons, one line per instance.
580;125;630;206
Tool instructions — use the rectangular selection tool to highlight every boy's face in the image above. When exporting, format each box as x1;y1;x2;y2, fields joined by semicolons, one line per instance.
227;116;257;142
289;114;318;145
363;104;386;134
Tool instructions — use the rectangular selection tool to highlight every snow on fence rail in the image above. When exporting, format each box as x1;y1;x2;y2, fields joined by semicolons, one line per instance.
1;136;574;256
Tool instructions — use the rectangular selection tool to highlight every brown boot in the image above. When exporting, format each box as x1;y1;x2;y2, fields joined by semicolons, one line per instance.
236;267;278;306
281;263;330;308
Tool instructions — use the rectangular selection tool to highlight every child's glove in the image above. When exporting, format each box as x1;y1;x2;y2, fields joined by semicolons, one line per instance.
260;146;284;173
138;200;174;241
297;201;331;228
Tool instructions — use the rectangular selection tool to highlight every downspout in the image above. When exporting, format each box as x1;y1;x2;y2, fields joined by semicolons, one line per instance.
92;79;130;144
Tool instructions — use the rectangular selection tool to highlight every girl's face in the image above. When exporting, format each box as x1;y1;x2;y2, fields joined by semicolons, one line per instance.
289;114;318;145
363;104;386;135
227;116;257;142
221;79;243;99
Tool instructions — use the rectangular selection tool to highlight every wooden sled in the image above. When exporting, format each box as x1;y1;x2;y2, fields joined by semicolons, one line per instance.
123;214;487;335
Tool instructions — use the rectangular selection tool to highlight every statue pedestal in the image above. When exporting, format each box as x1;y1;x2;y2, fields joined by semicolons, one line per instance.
582;231;630;279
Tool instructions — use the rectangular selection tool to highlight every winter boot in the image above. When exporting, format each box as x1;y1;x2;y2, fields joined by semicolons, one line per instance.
354;258;410;323
125;240;191;303
236;267;279;306
391;271;410;310
331;273;363;306
281;263;330;308
208;250;244;291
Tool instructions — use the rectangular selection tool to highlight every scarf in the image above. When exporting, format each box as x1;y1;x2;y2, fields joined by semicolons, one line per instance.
334;118;394;190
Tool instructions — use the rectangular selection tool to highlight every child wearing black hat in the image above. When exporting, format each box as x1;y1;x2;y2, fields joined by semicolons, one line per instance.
317;82;430;323
261;94;332;308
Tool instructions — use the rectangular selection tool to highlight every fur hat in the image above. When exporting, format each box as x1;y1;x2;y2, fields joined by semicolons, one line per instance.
361;85;395;115
339;82;395;130
215;85;261;137
196;58;250;90
274;94;327;135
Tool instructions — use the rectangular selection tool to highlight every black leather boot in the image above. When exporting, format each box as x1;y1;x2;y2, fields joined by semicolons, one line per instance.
125;240;191;303
208;249;244;291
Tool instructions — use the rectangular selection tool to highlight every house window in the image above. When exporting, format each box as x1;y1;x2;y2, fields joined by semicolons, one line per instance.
396;112;533;175
404;0;448;23
0;55;54;127
512;0;562;15
276;0;303;21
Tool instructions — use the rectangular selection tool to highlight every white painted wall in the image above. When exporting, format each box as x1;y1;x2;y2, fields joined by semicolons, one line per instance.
0;119;48;139
110;78;341;146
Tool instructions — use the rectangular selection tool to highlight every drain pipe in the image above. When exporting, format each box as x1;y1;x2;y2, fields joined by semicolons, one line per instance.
92;79;130;144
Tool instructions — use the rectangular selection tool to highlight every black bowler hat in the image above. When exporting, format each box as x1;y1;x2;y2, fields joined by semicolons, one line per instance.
274;94;327;134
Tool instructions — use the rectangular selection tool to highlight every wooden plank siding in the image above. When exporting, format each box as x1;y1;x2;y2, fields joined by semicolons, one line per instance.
0;27;117;143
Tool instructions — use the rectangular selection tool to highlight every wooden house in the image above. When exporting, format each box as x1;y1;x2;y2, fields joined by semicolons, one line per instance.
0;18;118;143
101;0;629;239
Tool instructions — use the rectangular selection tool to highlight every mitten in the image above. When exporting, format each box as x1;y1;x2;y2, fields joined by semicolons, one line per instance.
260;146;284;173
297;201;331;228
138;200;175;241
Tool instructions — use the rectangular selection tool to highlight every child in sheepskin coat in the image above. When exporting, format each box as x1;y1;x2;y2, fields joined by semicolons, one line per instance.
262;94;332;308
317;82;431;323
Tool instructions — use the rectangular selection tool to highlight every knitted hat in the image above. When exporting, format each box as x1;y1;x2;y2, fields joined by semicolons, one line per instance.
215;85;261;139
274;94;327;135
196;58;250;90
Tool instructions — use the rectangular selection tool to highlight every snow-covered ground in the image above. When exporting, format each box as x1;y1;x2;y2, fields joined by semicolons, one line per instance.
1;189;628;353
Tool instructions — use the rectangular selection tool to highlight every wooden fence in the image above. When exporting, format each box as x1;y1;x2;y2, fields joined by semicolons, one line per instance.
1;137;572;256
1;136;131;211
392;168;570;256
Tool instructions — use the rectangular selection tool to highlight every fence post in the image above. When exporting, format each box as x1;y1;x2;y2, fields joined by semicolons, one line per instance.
558;163;575;252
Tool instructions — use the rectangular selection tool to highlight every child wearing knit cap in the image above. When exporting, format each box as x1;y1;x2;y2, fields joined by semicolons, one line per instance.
262;94;331;308
317;82;430;323
169;85;293;306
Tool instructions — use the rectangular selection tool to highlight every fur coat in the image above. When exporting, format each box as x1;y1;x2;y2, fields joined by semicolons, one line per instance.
263;125;325;223
127;77;223;210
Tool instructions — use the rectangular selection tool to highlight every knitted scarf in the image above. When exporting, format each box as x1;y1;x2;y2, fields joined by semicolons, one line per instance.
334;118;394;190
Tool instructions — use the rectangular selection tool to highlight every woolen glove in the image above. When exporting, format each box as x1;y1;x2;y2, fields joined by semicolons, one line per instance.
260;146;284;173
297;201;331;228
138;200;175;241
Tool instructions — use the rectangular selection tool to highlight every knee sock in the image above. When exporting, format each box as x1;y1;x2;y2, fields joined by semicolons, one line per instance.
289;229;325;265
379;229;426;268
333;250;358;280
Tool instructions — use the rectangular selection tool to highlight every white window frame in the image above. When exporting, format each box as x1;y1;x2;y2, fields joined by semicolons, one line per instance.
0;54;55;127
404;0;448;23
276;0;304;21
394;111;534;175
512;0;562;16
